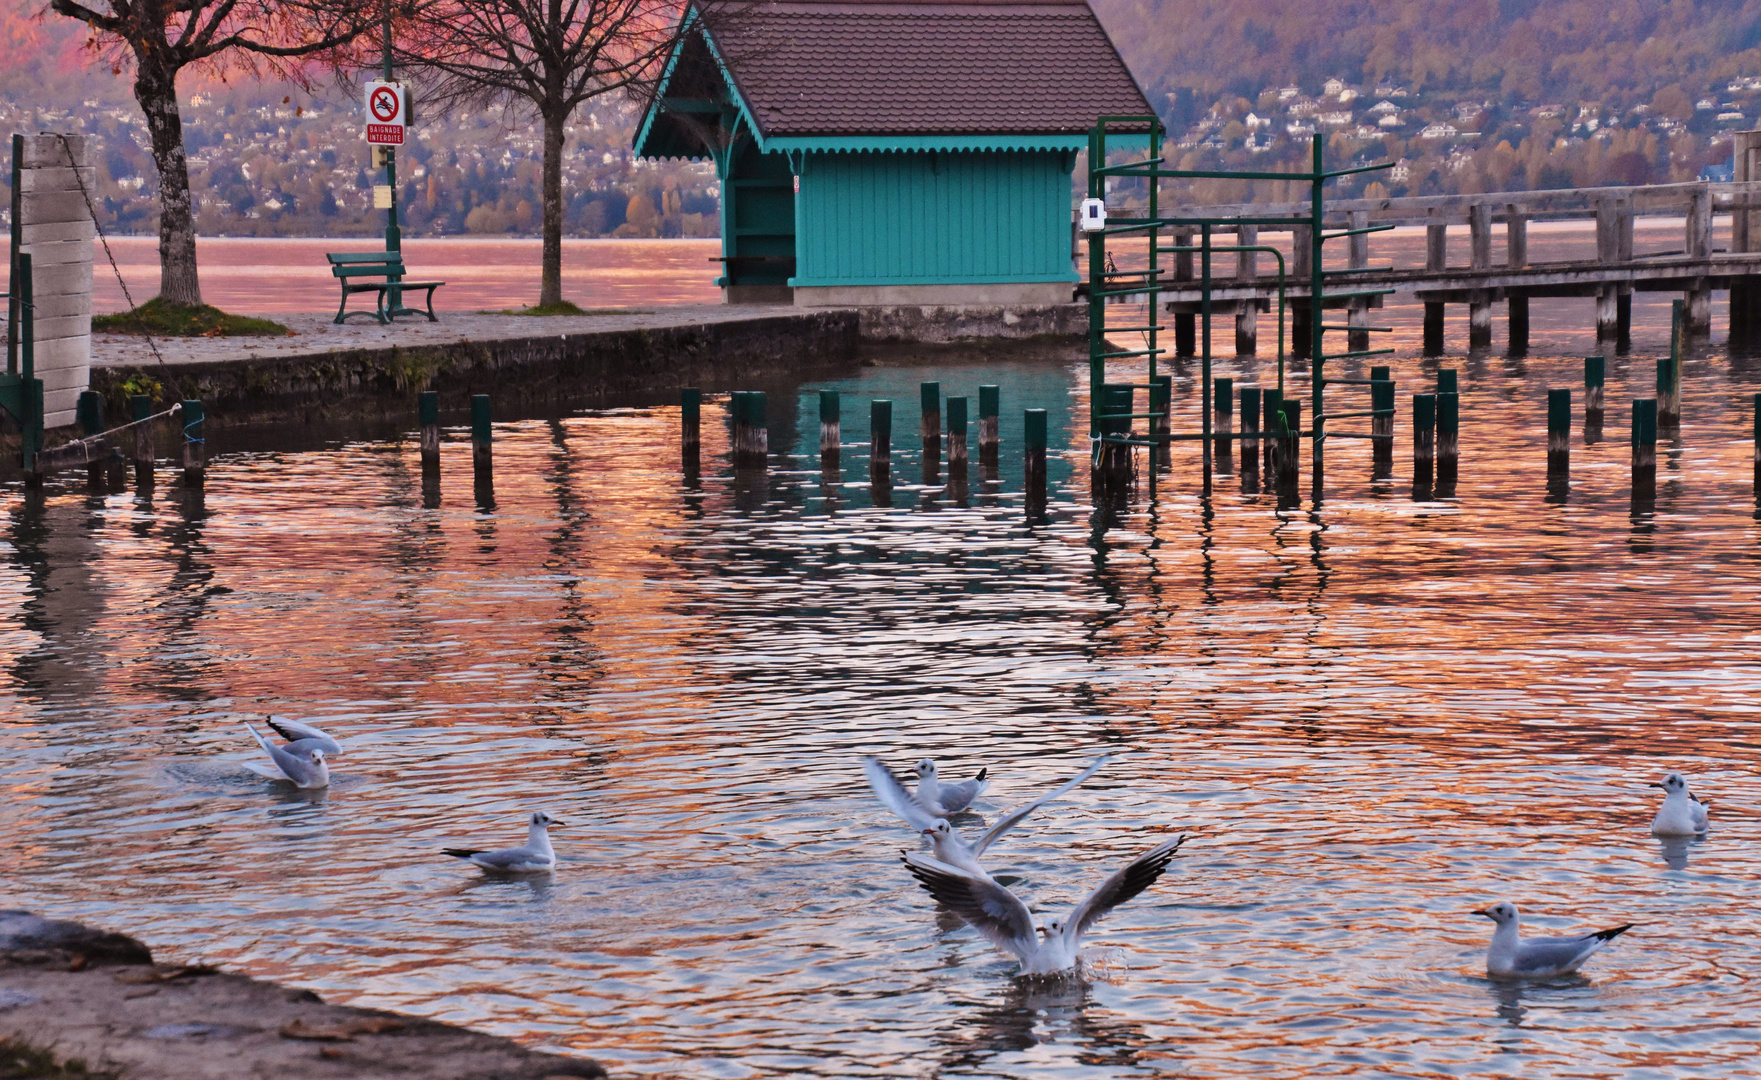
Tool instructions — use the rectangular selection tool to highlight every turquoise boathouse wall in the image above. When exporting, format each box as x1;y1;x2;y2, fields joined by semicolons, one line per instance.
791;150;1077;288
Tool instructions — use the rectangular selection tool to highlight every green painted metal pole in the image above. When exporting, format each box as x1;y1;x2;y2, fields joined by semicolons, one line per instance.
1657;348;1680;434
419;389;441;468
818;389;839;460
1262;386;1282;481
1436;391;1459;489
1152;373;1173;471
470;392;492;479
17;250;41;484
920;381;940;443
1412;393;1436;490
1371;377;1395;480
1310;133;1326;484
1437;368;1458;396
1547;388;1570;476
946;395;968;466
1024;407;1047;506
1633;397;1658;493
181;399;205;488
1213;375;1233;475
1239;385;1261;484
870;398;892;477
1200;223;1213;489
978;384;999;464
130;393;154;484
1279;398;1301;492
1087;125;1105;448
1584;355;1605;412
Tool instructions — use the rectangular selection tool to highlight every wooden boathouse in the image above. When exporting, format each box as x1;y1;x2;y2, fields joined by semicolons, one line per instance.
633;0;1152;306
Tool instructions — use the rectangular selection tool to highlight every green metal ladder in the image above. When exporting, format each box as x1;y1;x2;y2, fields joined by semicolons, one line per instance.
1085;117;1394;495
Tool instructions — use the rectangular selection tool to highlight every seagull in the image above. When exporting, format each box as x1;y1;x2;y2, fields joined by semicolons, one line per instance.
241;719;330;789
911;759;989;816
263;716;343;757
863;755;1110;878
443;812;564;873
1473;901;1634;980
1649;772;1711;836
900;834;1186;977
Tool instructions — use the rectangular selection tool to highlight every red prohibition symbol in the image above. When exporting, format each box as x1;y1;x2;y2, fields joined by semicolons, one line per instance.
370;87;399;122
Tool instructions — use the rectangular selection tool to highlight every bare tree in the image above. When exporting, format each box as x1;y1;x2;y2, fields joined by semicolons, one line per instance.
397;0;688;308
47;0;375;307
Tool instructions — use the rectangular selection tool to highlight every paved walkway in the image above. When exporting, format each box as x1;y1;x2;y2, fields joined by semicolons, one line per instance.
91;304;817;369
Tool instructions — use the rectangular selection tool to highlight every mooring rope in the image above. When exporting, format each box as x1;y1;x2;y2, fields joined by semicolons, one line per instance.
53;131;167;367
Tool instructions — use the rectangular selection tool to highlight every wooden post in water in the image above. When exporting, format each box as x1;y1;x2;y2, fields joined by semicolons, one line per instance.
1547;388;1570;478
1024;408;1047;509
77;390;105;489
470;394;493;503
1583;355;1605;443
1347;210;1371;353
130;394;154;488
1371;377;1395;481
680;387;701;467
818;389;840;464
920;381;940;443
870;398;891;481
1506;206;1529;354
1424;208;1447;354
1632;397;1658;498
1686;183;1713;337
1291;225;1312;359
1753;393;1760;497
1152;374;1172;470
1277;398;1301;494
734;391;768;468
946;396;969;467
419;390;442;467
1239;385;1261;490
1262;387;1282;480
1661;299;1684;434
1173;229;1195;356
1096;383;1134;495
1412;393;1436;492
1468;203;1492;349
1212;376;1233;475
978;385;1000;466
180;399;205;488
1236;224;1259;354
1436;391;1459;492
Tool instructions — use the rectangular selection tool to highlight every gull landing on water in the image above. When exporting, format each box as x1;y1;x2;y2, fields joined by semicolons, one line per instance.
862;756;1110;878
1474;901;1634;980
901;834;1186;977
1650;772;1711;836
241;719;330;789
443;812;564;873
911;759;989;817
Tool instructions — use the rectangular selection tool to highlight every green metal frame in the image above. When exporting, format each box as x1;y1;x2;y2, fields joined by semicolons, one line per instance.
1085;118;1393;493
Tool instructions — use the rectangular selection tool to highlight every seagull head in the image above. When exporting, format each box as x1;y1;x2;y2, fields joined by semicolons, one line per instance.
532;811;567;829
1473;901;1518;925
308;748;326;766
1039;918;1065;937
1651;772;1687;793
922;819;953;838
914;759;937;781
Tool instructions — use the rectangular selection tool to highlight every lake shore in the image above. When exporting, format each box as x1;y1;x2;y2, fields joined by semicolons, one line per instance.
0;911;607;1080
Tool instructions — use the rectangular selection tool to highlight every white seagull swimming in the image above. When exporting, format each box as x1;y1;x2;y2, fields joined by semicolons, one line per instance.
443;811;565;873
1473;901;1634;980
911;759;990;817
241;719;331;789
901;834;1186;977
863;755;1110;878
1649;772;1711;836
263;716;343;757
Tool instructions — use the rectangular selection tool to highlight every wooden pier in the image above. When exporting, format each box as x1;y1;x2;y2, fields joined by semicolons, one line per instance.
1154;176;1761;353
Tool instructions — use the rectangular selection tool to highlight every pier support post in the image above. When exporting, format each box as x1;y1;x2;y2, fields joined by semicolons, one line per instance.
1437;391;1459;494
1617;291;1632;353
1174;229;1195;356
1686;282;1712;337
1277;399;1300;496
1240;386;1261;491
946;396;969;467
1347;210;1371;353
1292;302;1312;360
420;390;442;470
180;399;205;488
870;399;892;504
1469;202;1492;272
1292;225;1312;360
1262;387;1282;480
1412;392;1436;495
1436;368;1457;396
1371;377;1394;481
1236;225;1259;354
1212;376;1233;475
1468;294;1492;349
1150;375;1171;470
1633;397;1658;500
470;394;493;506
920;381;940;485
1656;357;1679;437
1596;287;1619;344
1584;355;1605;444
1547;388;1570;479
1423;303;1445;355
818;389;839;466
1024;408;1047;512
1753;393;1760;497
77;390;105;490
978;385;1000;468
1507;296;1529;355
1095;383;1134;496
130;394;154;489
731;391;769;469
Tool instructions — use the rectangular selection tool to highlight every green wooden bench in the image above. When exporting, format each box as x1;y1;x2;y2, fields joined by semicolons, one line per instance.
326;252;445;324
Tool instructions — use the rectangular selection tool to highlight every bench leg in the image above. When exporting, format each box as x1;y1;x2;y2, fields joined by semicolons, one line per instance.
422;286;439;322
335;290;350;325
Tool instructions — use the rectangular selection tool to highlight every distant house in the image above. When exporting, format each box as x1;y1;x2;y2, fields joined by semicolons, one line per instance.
1418;122;1458;139
633;0;1153;306
1368;100;1401;117
1323;77;1347;98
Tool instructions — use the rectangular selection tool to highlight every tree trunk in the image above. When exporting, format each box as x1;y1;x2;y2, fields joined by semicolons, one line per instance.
540;108;566;307
132;51;202;307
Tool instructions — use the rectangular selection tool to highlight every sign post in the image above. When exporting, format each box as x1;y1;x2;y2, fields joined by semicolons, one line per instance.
363;79;405;256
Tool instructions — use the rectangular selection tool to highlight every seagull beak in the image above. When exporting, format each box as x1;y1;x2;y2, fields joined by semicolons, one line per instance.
921;827;936;836
1471;908;1494;919
549;821;568;828
1649;782;1668;790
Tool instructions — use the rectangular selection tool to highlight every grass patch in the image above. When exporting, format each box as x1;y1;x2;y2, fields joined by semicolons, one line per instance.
481;302;651;317
0;1039;115;1079
93;298;292;338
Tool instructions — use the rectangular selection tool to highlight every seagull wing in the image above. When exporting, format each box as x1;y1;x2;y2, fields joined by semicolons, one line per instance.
971;756;1110;858
463;846;550;871
1513;925;1633;977
862;757;938;831
934;770;990;814
900;852;1037;963
265;717;341;755
1691;797;1711;830
1064;834;1187;944
241;720;291;780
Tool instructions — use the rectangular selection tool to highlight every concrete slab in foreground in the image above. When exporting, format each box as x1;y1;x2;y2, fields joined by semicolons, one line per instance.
0;911;605;1080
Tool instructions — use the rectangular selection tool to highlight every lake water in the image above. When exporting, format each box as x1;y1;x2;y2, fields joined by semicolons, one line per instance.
5;230;1761;1078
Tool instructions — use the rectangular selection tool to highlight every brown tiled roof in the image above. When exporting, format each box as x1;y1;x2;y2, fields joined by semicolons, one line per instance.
698;0;1153;138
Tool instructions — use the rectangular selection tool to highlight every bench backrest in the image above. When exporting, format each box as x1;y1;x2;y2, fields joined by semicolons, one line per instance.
327;252;406;279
